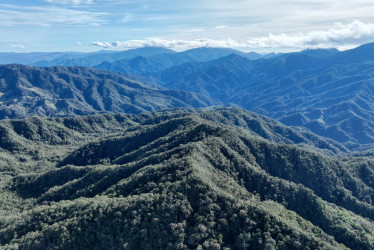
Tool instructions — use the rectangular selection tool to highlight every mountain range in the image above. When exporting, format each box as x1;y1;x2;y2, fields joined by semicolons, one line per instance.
0;64;216;119
34;47;176;67
1;108;374;249
2;42;374;249
2;44;374;145
0;47;266;68
137;43;374;144
93;47;265;76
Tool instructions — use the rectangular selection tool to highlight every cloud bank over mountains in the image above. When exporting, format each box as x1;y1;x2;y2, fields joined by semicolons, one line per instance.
3;0;374;52
92;21;374;51
249;20;374;50
91;38;247;51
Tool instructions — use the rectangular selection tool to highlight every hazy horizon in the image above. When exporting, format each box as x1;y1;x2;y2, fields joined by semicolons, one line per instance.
0;43;364;55
1;1;374;53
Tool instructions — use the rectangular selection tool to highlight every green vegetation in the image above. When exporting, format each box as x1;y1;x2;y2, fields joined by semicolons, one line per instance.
145;44;374;145
0;64;217;120
1;108;374;249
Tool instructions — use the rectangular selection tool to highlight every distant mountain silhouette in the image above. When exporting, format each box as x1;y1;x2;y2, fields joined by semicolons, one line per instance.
94;47;263;75
34;47;175;67
0;52;84;65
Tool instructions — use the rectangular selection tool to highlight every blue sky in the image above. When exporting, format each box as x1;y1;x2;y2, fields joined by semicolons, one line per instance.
2;0;374;52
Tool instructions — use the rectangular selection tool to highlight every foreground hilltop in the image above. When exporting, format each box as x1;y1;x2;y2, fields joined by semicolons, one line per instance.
1;108;374;249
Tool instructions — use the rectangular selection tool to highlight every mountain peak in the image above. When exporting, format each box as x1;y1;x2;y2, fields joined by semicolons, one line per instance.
332;41;374;63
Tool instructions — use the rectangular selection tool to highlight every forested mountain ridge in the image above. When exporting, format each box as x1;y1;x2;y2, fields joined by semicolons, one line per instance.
0;108;349;178
1;108;374;249
0;64;217;119
142;44;374;144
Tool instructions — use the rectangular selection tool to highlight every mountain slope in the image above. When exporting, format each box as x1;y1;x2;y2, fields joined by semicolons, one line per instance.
148;45;374;144
154;54;255;99
154;48;341;93
1;109;374;249
0;64;218;119
331;42;374;64
232;61;374;144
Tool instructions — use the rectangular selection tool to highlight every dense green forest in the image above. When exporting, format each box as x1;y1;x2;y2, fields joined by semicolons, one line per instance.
0;64;216;119
3;2;374;249
1;108;374;249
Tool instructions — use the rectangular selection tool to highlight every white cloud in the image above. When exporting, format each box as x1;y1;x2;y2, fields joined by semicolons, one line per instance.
247;20;374;49
10;44;26;49
0;4;107;27
91;38;247;51
43;0;93;5
91;21;374;51
75;42;82;46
